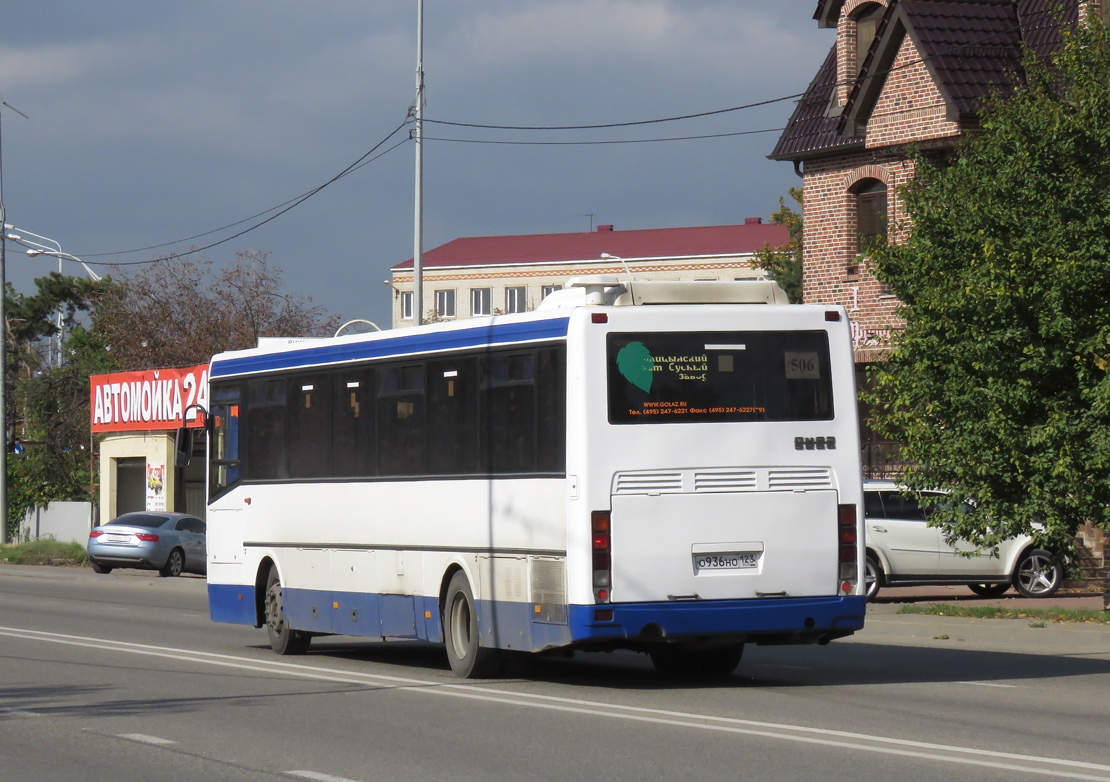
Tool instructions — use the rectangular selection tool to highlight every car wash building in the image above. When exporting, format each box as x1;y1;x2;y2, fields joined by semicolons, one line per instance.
90;364;208;522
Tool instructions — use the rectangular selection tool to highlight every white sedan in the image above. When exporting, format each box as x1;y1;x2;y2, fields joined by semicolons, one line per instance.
863;481;1062;601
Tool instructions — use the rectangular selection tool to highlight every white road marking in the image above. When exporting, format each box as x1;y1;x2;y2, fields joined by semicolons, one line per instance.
0;707;40;717
288;772;363;782
117;733;177;745
957;681;1019;688
2;625;1109;781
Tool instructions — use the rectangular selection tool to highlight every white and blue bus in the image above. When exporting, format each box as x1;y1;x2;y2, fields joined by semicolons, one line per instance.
197;278;866;678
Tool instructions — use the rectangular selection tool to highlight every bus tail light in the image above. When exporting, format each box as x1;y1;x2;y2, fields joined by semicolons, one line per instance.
837;504;858;594
592;511;611;603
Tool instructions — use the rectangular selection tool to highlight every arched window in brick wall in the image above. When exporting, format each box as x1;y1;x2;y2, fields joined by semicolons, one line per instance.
853;177;888;250
855;3;884;64
848;177;889;289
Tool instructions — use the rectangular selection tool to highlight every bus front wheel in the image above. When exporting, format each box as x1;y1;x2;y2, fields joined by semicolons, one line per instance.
443;571;505;678
264;565;311;656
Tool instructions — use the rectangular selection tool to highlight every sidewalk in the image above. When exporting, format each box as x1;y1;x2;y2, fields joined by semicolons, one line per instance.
868;584;1108;614
859;585;1110;656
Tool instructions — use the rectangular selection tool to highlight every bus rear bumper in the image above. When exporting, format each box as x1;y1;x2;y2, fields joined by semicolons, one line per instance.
565;595;865;650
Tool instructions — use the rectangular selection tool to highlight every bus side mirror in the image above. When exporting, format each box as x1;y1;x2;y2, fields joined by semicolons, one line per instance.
174;427;194;468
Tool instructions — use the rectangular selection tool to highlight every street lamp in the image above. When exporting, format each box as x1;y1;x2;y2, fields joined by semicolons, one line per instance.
3;230;102;367
23;248;102;282
4;227;62;366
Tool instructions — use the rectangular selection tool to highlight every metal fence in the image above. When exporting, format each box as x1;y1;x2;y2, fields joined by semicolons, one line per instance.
862;441;907;480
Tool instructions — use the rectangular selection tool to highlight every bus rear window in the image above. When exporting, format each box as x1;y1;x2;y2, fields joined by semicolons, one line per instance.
607;331;834;423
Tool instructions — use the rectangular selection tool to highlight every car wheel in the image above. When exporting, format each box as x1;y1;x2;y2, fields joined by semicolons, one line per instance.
649;643;744;678
90;560;112;575
264;564;311;655
968;583;1009;598
160;548;185;577
443;571;505;678
865;553;883;601
1013;549;1062;598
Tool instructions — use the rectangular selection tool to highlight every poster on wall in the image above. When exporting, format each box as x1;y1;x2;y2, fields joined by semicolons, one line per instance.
146;463;167;512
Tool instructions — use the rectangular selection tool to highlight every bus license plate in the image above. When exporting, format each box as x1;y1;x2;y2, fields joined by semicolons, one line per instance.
694;553;758;572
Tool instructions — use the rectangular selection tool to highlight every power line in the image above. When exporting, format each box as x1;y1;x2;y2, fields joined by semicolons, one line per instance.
423;94;803;132
422;4;1068;134
423;127;784;146
78;119;411;266
64;4;1071;269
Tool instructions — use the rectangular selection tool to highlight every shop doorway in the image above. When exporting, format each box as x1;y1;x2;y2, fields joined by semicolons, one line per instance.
115;457;147;515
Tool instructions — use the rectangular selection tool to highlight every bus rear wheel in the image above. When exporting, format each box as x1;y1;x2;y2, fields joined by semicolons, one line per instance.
649;642;745;678
443;571;504;678
264;565;311;655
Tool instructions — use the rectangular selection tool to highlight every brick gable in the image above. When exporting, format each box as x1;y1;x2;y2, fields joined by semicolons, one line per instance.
772;0;1088;361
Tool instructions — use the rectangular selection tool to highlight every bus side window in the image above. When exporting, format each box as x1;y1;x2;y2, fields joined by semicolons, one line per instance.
482;353;535;474
535;347;566;473
247;378;288;480
427;358;478;475
378;364;426;476
210;384;241;498
289;373;331;479
333;369;376;477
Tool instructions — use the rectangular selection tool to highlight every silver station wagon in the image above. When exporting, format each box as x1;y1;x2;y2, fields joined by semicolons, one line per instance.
863;481;1062;601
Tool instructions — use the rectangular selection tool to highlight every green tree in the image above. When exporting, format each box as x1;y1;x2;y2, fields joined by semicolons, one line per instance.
5;250;340;538
5;273;112;534
865;19;1110;559
750;187;803;304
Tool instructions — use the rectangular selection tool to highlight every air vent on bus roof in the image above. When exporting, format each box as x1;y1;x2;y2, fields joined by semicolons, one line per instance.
553;277;790;308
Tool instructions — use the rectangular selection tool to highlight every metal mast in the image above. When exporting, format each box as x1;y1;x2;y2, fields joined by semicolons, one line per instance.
0;96;28;544
413;0;425;326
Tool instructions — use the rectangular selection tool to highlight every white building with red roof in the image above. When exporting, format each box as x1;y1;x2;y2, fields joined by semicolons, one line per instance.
387;220;788;327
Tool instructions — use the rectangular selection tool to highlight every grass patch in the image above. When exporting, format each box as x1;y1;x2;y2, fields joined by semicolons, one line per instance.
897;603;1110;625
0;539;89;567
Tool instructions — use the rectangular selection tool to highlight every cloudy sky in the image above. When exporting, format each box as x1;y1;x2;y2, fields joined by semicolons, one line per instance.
1;1;831;330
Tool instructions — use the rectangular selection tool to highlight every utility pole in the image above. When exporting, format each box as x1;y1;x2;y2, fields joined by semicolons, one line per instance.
0;108;7;545
413;0;425;327
0;96;29;544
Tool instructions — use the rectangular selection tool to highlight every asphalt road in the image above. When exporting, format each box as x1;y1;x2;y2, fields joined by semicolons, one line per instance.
1;565;1109;782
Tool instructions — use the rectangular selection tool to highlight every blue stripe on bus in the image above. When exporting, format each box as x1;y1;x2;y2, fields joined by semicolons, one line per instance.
209;583;258;625
209;582;864;652
566;596;866;643
210;317;571;378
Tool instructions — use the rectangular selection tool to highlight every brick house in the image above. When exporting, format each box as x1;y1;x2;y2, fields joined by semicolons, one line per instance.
770;0;1106;472
387;221;788;328
771;0;1108;573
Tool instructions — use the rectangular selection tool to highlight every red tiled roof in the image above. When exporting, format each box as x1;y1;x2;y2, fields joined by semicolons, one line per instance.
392;223;790;270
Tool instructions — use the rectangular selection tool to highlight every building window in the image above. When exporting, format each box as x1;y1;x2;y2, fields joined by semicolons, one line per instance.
855;5;883;68
541;284;562;300
506;286;527;313
854;178;888;252
401;291;413;320
471;288;491;316
434;289;456;319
